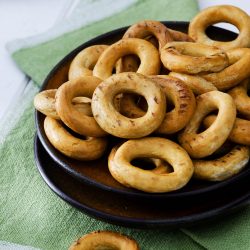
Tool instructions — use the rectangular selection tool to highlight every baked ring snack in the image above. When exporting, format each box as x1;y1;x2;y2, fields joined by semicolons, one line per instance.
68;45;108;80
69;231;140;250
108;137;194;193
193;145;250;181
34;89;92;119
92;72;166;138
123;20;173;49
93;38;161;80
34;89;61;119
161;42;229;74
178;91;236;158
169;72;217;95
55;76;107;137
151;76;196;134
202;48;250;90
188;5;250;50
228;79;250;119
44;117;107;160
203;115;250;146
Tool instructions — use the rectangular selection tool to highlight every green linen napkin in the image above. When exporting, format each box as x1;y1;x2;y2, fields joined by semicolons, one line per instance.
2;0;249;249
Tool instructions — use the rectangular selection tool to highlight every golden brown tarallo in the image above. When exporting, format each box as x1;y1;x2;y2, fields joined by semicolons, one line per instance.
93;38;161;80
68;45;108;80
34;89;92;119
203;115;250;146
55;76;107;137
228;79;250;119
44;117;107;161
68;231;140;250
189;5;250;50
161;42;229;74
202;48;250;91
108;137;194;193
178;91;236;158
193;145;250;181
91;72;166;138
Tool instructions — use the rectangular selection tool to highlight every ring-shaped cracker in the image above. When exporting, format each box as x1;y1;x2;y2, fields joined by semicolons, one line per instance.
169;72;217;95
44;117;107;160
108;137;194;193
202;48;250;90
151;76;196;134
178;91;236;158
193;145;250;181
123;20;172;49
55;76;107;137
161;42;229;74
68;45;108;80
188;5;250;50
91;72;166;138
69;231;139;250
228;79;250;119
203;115;250;146
93;38;161;80
34;89;92;119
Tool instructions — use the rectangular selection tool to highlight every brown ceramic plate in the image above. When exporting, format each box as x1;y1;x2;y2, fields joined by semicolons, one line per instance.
34;134;250;228
35;21;250;200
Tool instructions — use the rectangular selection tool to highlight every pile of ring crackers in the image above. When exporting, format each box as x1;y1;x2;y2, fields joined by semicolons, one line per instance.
33;5;250;249
34;5;250;195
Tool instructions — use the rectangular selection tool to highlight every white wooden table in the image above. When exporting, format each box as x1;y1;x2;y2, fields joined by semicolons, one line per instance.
0;0;249;123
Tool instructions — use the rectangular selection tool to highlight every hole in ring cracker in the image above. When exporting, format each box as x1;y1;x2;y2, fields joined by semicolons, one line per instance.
44;116;107;161
68;230;140;250
55;76;107;137
193;145;250;181
228;79;250;119
178;90;236;159
108;137;194;193
34;89;92;119
93;38;161;80
188;5;250;50
202;48;250;91
91;72;166;138
68;45;108;80
203;115;250;146
160;42;229;74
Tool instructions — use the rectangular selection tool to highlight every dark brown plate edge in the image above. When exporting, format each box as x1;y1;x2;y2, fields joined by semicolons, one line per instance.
34;134;250;228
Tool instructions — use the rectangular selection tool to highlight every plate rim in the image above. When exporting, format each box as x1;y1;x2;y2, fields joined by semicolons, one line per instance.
34;134;250;228
35;21;250;200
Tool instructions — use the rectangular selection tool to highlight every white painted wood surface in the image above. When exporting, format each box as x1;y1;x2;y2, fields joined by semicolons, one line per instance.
0;0;249;123
0;0;70;122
